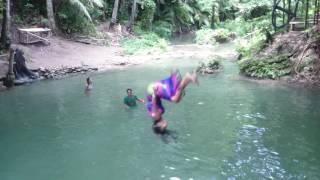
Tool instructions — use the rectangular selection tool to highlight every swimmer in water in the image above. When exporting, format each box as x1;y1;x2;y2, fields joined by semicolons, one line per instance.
123;88;145;108
146;69;198;135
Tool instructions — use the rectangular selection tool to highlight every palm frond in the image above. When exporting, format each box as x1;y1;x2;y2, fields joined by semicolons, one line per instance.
89;0;104;8
69;0;92;21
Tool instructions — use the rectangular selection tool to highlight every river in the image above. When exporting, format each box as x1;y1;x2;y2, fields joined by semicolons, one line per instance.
0;45;319;179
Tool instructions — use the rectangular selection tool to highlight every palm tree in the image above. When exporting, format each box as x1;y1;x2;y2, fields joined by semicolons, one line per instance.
68;0;104;21
110;0;120;28
46;0;57;32
127;0;138;31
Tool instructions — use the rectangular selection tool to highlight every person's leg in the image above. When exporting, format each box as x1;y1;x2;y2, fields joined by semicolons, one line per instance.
171;70;198;103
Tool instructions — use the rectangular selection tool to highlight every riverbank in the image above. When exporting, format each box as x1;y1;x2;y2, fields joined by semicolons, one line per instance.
0;36;236;91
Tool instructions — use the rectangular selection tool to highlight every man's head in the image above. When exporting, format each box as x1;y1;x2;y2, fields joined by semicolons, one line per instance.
127;88;133;96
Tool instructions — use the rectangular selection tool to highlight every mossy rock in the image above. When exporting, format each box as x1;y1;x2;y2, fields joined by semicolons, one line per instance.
197;59;222;74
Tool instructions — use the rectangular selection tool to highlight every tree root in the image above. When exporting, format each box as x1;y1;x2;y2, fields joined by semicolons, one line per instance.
294;40;318;74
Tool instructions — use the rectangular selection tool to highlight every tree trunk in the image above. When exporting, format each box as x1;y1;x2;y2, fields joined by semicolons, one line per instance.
211;6;215;29
316;0;320;24
0;0;11;50
305;0;309;29
46;0;57;32
287;0;292;23
126;0;137;32
110;0;120;28
313;0;318;25
283;0;286;24
4;47;15;87
272;0;280;30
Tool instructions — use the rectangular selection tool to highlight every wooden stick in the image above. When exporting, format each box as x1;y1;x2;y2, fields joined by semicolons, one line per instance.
26;31;50;43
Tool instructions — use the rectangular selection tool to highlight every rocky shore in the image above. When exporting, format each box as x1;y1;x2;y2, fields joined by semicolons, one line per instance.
35;66;99;80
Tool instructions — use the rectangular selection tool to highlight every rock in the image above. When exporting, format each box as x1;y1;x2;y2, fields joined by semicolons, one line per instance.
237;53;243;60
279;75;291;82
205;69;215;74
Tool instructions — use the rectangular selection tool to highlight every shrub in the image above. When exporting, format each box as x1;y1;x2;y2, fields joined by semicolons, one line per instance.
195;28;232;45
212;28;231;43
121;32;168;55
152;21;173;39
236;30;267;57
218;15;272;37
195;28;216;45
239;55;292;79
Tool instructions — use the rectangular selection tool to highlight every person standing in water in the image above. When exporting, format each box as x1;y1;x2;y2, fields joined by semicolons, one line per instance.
146;70;198;134
85;77;93;91
124;88;145;108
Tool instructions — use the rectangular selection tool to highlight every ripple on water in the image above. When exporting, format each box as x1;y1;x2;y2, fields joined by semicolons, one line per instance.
236;113;267;121
169;177;181;180
222;124;287;179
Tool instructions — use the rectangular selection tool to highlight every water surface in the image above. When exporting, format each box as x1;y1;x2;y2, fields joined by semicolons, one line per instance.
0;58;320;180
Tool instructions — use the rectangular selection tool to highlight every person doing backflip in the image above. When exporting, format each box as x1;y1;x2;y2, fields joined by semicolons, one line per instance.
146;70;198;134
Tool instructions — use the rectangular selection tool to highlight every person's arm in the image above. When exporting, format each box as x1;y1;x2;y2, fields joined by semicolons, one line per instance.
151;94;158;114
151;87;160;115
136;96;145;103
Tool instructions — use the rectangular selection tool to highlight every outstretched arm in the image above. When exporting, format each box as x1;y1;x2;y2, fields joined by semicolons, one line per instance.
136;96;145;103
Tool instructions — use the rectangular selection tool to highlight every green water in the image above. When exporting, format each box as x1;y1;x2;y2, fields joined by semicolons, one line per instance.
1;58;320;180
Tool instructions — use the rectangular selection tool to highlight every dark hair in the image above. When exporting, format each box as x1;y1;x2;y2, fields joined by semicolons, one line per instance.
126;88;132;93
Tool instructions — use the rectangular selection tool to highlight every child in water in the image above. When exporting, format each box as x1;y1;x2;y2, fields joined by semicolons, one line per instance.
146;70;198;135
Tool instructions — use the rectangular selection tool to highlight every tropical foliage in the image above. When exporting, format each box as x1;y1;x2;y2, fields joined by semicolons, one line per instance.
121;32;167;54
1;0;318;55
239;55;292;79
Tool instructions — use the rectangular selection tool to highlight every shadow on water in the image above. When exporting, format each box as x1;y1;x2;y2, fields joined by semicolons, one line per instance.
155;129;179;144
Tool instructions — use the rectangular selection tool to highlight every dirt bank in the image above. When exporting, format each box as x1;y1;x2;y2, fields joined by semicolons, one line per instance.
240;25;320;86
1;36;234;90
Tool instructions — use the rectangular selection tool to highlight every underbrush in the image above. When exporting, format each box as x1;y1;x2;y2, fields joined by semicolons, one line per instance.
235;30;267;57
121;32;168;55
239;55;291;79
195;28;232;45
218;15;272;37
